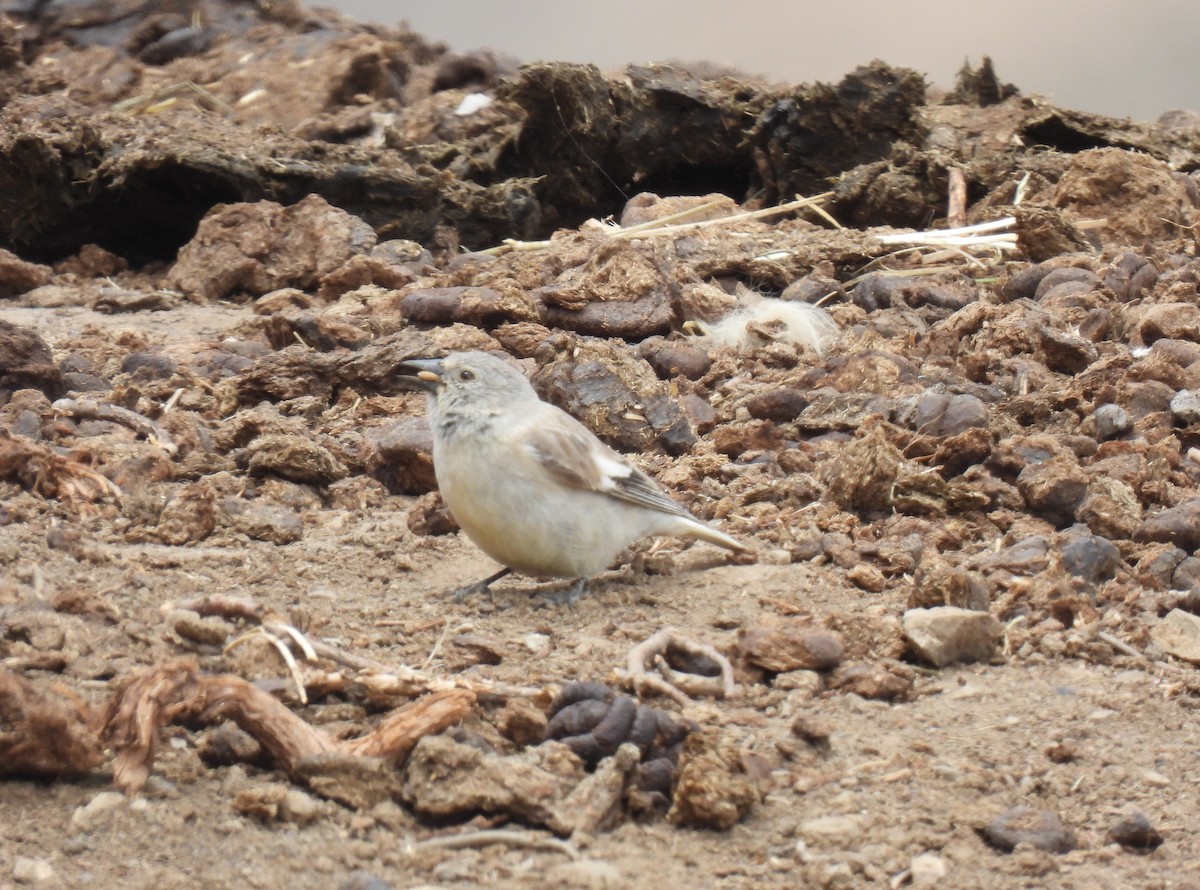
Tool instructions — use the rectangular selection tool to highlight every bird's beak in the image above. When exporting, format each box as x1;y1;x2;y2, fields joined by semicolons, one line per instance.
394;358;444;394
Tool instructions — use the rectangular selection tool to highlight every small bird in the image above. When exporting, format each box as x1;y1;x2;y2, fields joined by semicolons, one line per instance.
396;351;746;603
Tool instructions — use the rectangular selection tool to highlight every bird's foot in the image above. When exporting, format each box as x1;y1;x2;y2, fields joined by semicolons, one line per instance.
452;567;512;602
538;577;590;607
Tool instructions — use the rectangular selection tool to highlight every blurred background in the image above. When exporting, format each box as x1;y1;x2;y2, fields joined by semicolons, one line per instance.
322;0;1199;122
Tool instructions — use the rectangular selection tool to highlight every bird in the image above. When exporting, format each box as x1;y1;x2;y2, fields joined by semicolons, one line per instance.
395;351;747;603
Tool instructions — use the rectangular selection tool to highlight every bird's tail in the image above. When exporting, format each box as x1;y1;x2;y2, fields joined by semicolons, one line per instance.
681;517;747;553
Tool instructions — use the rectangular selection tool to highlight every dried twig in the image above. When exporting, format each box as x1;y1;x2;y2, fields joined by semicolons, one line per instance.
479;192;835;256
52;398;178;456
412;828;581;860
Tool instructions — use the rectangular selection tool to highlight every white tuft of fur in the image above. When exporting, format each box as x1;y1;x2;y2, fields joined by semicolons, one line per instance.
700;290;839;355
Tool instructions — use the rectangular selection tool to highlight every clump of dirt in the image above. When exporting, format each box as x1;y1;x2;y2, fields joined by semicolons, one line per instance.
2;6;1200;888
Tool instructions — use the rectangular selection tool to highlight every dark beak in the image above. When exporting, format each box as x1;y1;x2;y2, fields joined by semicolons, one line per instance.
394;358;445;394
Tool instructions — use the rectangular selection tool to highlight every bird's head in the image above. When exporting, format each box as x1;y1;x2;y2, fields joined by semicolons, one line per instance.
394;351;535;416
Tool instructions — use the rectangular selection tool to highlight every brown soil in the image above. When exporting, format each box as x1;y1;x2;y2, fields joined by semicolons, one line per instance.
2;3;1200;889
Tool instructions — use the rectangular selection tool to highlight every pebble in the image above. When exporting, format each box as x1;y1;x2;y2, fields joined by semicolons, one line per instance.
1093;403;1131;440
797;814;865;845
1106;811;1164;850
71;790;126;832
544;859;624;889
981;807;1076;853
910;852;947;886
12;856;55;884
902;606;1002;667
522;632;551;652
1170;389;1200;425
1150;609;1200;664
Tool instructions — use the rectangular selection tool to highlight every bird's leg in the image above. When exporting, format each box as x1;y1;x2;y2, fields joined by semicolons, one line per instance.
452;567;512;601
539;576;590;607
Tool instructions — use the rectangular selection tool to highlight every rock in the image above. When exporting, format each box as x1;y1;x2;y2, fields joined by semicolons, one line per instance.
1150;609;1200;664
902;606;1002;667
1058;526;1120;583
1170;389;1200;424
797;814;866;846
911;391;988;437
71;790;126;831
1016;458;1088;523
738;621;845;672
544;859;625;890
980;806;1076;853
1135;498;1200;551
910;852;947;886
0;320;64;397
1106;811;1164;850
12;856;55;884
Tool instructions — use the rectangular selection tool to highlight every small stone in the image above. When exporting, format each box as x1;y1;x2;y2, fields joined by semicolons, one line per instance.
1106;811;1164;850
12;857;55;884
981;807;1076;853
71;790;126;831
544;859;625;889
903;607;1002;667
911;391;989;437
847;563;887;592
1170;389;1200;425
910;852;947;886
1059;527;1120;583
1093;404;1130;440
282;788;323;825
797;814;865;846
1017;459;1088;523
1150;609;1200;664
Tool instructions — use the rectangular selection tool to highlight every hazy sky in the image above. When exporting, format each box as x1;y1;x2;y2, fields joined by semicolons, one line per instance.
322;0;1199;123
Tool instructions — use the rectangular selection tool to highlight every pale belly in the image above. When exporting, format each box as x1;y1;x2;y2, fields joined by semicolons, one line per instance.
435;439;663;578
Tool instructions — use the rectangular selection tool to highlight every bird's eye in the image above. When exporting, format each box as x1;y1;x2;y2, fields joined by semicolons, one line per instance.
459;369;475;382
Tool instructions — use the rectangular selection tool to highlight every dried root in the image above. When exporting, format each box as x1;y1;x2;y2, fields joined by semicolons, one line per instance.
100;658;474;794
615;627;737;704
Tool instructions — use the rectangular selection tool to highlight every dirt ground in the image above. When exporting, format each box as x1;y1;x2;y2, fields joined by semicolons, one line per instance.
4;2;1200;889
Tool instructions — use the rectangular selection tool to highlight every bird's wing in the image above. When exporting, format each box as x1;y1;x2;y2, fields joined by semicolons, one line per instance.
524;419;692;518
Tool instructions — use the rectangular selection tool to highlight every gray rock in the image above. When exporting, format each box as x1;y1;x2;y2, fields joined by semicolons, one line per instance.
1093;403;1131;440
1170;389;1200;425
1135;498;1200;551
981;807;1076;853
903;606;1002;667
